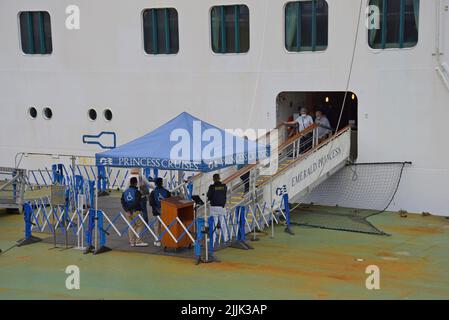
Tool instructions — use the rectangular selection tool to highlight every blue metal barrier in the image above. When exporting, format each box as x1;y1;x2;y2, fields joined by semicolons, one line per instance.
17;202;42;247
282;193;295;235
97;165;107;193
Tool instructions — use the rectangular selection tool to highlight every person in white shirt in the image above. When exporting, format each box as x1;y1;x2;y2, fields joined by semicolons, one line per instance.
295;107;314;132
284;107;314;154
315;110;332;141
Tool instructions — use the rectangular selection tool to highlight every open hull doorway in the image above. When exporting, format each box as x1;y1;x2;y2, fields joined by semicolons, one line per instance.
276;91;358;160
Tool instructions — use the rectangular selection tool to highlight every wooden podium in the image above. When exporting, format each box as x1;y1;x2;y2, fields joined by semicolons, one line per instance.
160;197;195;249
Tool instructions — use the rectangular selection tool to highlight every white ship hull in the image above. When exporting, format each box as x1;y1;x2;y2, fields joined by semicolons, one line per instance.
1;0;448;215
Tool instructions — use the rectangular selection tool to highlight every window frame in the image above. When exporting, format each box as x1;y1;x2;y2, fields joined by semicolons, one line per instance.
209;4;251;55
141;7;180;56
283;0;329;54
18;11;53;56
367;0;420;52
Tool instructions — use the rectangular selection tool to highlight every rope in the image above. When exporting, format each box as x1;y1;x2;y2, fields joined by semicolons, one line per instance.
315;0;363;180
246;0;269;128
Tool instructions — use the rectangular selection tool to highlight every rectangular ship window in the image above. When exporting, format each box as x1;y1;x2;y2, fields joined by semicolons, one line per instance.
285;0;328;52
368;0;419;49
143;8;179;55
19;11;53;55
211;5;250;54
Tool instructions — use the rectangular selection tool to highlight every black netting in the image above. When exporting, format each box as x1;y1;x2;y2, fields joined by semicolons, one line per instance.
289;162;410;236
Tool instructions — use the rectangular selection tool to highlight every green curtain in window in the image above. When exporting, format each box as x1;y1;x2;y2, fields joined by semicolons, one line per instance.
211;7;220;52
368;0;381;46
285;2;299;50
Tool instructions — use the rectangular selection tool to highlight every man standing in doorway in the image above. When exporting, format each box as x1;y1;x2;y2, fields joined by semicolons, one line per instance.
284;107;314;154
315;110;332;142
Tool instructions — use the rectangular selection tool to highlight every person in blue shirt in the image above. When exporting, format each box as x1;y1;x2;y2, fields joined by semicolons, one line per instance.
121;177;148;247
149;178;171;247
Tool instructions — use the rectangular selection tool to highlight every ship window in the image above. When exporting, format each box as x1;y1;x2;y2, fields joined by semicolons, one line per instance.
43;107;53;120
103;109;113;121
211;5;250;54
285;0;328;52
88;109;97;121
28;107;37;119
19;11;53;55
368;0;419;49
143;8;179;55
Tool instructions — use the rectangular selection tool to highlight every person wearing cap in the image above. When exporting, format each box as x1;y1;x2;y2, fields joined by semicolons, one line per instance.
315;110;332;142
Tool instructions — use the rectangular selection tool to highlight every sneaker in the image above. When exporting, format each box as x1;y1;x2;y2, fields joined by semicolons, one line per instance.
153;241;161;247
83;245;95;254
135;242;149;247
129;242;136;247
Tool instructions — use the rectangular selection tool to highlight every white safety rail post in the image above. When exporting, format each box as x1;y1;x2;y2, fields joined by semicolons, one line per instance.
76;207;91;240
72;193;86;250
102;211;122;237
138;215;158;241
175;217;196;243
119;212;140;239
233;208;241;243
157;216;178;244
249;204;260;241
256;202;270;229
30;199;44;232
39;197;52;233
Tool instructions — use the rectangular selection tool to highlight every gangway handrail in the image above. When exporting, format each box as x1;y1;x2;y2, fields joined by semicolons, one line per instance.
256;125;351;189
225;125;352;213
171;123;288;194
223;124;318;185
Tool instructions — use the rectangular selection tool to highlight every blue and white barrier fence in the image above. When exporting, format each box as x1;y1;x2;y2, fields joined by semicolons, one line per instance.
21;191;293;258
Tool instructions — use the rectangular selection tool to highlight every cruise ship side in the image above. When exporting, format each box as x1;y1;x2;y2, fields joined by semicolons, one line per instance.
0;0;448;215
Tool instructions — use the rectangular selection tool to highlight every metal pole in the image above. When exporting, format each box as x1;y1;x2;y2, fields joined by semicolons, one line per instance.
253;205;257;239
270;180;274;239
52;206;57;248
94;178;98;252
204;200;209;262
77;201;81;249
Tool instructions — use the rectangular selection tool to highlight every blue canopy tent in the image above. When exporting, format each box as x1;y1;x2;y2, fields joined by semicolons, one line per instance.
93;112;268;262
95;112;269;172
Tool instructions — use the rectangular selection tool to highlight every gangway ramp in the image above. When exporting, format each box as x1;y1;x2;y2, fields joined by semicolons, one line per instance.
223;125;352;212
0;167;27;213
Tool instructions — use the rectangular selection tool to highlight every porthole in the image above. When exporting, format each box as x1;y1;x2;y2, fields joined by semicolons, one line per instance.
103;109;113;121
28;107;37;119
43;107;53;120
88;109;97;121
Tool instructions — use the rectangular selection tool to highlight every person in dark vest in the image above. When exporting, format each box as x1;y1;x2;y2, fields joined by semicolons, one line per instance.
121;177;148;247
149;178;171;247
207;174;229;243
